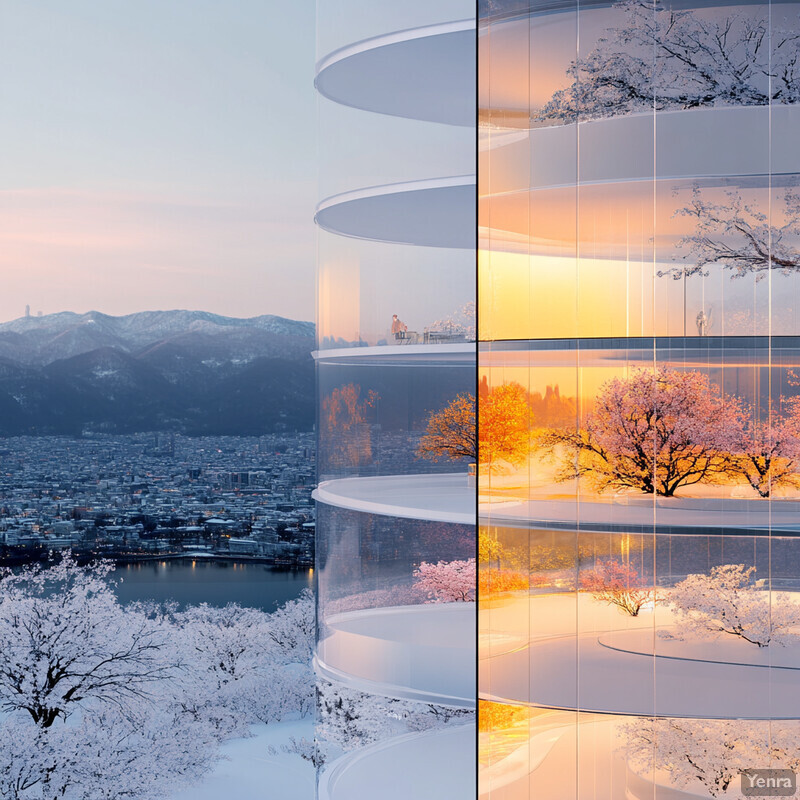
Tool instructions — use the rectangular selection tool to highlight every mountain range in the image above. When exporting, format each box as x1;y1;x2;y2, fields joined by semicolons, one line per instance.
0;311;315;435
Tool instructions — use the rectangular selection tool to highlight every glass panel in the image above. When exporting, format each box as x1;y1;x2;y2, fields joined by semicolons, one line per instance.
480;1;800;798
315;0;476;792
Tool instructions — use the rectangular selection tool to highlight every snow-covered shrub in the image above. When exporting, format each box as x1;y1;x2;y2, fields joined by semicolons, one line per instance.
624;717;800;798
664;564;800;647
269;736;321;767
316;679;474;762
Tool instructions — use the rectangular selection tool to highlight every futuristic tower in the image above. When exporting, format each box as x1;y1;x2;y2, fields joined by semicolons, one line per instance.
313;2;477;798
479;1;800;798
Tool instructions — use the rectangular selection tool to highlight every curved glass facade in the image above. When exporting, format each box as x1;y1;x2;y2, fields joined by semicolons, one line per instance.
479;1;800;798
314;2;476;798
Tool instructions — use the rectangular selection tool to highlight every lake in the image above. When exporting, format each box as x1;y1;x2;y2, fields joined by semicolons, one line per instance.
110;558;313;612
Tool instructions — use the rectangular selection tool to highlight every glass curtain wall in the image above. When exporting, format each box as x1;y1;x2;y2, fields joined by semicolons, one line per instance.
314;2;477;799
479;1;800;799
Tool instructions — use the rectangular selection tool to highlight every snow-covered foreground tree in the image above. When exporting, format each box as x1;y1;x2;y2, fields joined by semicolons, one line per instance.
539;0;800;123
624;717;800;798
173;592;314;737
0;557;173;728
0;556;315;800
663;564;800;647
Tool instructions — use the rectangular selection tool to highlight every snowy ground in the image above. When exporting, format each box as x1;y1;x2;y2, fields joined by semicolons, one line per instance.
171;719;315;800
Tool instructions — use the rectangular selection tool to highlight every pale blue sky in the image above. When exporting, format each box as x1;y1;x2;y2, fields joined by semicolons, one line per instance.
0;1;316;322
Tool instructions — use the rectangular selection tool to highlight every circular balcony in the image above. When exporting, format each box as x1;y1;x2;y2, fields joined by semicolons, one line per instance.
319;723;476;800
480;592;800;719
313;342;475;365
316;177;475;249
482;106;800;196
479;712;747;800
316;20;476;126
315;473;474;524
317;602;475;706
480;496;800;535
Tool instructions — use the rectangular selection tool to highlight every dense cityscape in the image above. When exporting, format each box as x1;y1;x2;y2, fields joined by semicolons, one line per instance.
0;432;315;567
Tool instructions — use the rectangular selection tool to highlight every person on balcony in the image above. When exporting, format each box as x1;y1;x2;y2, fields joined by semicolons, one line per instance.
391;314;408;340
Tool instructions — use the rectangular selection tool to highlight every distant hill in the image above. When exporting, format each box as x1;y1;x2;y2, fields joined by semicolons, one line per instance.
0;311;315;435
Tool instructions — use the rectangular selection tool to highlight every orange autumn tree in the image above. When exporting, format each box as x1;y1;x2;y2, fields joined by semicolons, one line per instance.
478;530;529;597
322;383;379;469
416;383;532;467
478;381;532;468
416;393;477;462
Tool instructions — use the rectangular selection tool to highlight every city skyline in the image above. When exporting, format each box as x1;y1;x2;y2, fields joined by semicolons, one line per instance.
0;0;317;324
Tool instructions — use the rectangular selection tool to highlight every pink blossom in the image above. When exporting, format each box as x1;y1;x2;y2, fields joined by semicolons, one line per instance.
413;559;476;603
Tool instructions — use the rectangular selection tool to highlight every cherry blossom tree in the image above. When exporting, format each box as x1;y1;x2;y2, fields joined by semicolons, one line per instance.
579;560;660;617
539;0;800;123
664;564;800;647
540;368;739;496
414;559;476;603
625;717;800;798
727;408;800;497
661;186;800;281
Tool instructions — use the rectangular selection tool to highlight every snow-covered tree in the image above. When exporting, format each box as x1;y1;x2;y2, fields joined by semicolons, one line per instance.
427;301;476;340
265;587;315;665
174;602;277;737
624;717;800;798
540;0;800;123
60;703;218;800
175;590;315;733
414;559;476;603
580;560;660;617
0;557;218;800
661;186;800;281
0;555;316;800
540;368;740;496
0;556;173;728
664;564;800;647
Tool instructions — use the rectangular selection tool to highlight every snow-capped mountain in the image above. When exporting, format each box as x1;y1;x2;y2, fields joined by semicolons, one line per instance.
0;311;315;435
0;310;314;366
